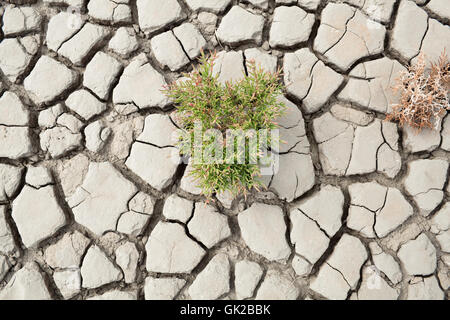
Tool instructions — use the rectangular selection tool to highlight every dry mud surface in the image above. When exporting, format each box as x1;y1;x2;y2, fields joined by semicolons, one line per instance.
0;0;449;300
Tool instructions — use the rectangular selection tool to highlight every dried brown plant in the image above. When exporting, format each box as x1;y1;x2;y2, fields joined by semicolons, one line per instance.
386;51;450;131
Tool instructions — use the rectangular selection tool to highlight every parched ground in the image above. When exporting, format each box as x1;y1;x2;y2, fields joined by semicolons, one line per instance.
0;0;449;300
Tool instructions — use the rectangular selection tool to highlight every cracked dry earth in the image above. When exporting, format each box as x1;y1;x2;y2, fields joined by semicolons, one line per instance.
0;0;449;301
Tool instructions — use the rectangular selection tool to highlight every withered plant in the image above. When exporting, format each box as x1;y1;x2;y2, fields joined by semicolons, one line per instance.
386;51;449;131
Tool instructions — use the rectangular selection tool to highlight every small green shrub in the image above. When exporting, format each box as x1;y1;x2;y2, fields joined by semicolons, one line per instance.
164;52;285;198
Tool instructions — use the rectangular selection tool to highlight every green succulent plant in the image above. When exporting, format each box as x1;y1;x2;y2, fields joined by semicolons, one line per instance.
164;52;286;198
